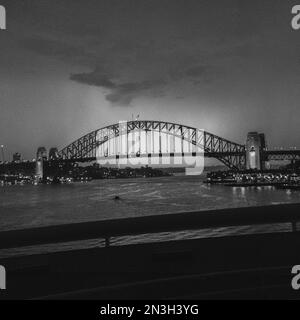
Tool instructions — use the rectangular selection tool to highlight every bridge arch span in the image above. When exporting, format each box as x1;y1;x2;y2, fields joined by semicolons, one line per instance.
58;120;246;170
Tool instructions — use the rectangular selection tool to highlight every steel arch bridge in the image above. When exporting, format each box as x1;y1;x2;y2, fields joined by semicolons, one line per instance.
57;120;246;170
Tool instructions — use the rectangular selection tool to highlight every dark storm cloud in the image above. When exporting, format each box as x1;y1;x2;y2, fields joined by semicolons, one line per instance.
70;68;166;105
70;71;116;89
6;0;267;106
105;79;166;106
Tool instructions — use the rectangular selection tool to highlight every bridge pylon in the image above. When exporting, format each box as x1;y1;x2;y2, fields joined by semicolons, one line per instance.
246;132;266;170
35;147;47;181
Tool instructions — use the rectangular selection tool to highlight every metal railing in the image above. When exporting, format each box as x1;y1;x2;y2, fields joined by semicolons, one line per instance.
0;203;299;251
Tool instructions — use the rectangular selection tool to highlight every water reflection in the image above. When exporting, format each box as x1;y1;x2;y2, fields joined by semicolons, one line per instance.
0;175;299;233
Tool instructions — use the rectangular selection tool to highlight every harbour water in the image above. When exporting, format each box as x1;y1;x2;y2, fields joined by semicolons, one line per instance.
0;175;299;257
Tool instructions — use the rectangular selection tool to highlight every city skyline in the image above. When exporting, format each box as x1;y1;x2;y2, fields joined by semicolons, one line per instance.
0;0;300;159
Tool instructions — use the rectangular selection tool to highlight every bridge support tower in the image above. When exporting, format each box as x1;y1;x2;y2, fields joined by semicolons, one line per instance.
246;132;266;170
35;147;47;181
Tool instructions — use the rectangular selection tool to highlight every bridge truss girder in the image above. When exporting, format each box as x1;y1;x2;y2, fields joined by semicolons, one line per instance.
264;150;300;162
58;120;246;170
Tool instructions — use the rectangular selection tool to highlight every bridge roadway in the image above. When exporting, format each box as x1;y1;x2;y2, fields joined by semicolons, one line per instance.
1;149;300;171
46;149;300;164
264;149;300;161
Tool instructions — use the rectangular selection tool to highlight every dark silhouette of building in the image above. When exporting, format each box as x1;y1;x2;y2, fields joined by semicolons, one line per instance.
49;147;59;160
13;152;21;163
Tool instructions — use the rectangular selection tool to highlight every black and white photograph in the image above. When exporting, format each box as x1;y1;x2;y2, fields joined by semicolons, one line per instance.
1;0;300;306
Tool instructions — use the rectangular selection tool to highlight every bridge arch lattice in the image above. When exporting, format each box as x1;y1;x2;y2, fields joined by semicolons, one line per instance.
58;120;246;170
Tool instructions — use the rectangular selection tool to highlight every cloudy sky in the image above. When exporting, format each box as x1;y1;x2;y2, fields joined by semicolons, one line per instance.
0;0;300;159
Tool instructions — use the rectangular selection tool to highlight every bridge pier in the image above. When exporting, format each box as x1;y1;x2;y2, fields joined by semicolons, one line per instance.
246;132;266;170
35;147;47;181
